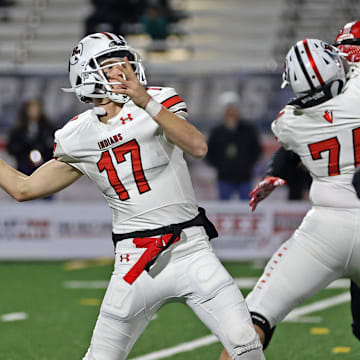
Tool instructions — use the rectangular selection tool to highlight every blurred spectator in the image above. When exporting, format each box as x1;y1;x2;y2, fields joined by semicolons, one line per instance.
7;98;55;176
84;0;144;36
206;91;262;200
84;0;188;49
140;4;169;41
140;0;188;50
0;0;16;22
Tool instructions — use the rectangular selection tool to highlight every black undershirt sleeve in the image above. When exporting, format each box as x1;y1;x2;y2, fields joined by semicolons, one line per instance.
265;146;302;181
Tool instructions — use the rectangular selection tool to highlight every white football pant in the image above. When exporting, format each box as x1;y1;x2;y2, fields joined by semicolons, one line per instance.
247;206;360;327
83;226;264;360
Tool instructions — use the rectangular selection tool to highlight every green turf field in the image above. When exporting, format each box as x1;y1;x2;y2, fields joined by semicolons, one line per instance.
0;260;358;360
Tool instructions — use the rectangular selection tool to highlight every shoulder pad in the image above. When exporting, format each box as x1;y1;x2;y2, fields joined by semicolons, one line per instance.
146;86;188;114
61;109;91;128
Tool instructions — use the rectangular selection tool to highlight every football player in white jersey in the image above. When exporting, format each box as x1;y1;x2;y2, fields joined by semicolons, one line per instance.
245;23;360;348
247;38;360;348
335;20;360;344
219;38;360;359
0;32;265;360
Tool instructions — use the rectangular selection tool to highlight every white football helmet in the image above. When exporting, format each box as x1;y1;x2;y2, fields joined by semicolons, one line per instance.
281;38;347;97
62;32;147;104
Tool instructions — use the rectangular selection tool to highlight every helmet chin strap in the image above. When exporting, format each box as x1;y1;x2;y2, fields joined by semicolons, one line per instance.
289;79;345;108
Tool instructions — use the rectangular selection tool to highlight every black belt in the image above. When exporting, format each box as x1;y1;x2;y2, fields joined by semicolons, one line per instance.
112;207;218;244
112;207;218;272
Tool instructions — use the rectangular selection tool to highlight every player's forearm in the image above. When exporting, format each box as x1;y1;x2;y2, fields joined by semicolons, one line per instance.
0;158;82;201
154;108;208;158
0;158;30;201
133;90;207;158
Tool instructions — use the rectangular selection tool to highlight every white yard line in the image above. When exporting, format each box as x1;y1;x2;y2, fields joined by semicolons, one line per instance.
326;279;350;289
129;335;218;360
284;316;323;323
284;292;350;321
0;312;28;322
129;292;350;360
64;280;109;289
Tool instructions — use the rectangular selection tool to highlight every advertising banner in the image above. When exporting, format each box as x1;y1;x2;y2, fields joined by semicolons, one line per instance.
204;202;311;260
0;202;113;259
0;201;311;260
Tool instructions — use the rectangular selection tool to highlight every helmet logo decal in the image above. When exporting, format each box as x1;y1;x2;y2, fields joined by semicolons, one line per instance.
70;43;83;65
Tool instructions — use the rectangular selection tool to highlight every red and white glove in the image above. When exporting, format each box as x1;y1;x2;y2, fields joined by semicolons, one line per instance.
249;176;286;212
337;44;360;63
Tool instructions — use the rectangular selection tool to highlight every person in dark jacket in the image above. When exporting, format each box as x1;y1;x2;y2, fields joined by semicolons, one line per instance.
206;92;262;200
7;98;55;176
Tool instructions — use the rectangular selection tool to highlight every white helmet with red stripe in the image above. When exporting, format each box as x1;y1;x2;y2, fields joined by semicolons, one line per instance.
335;21;360;63
281;39;347;97
62;32;147;104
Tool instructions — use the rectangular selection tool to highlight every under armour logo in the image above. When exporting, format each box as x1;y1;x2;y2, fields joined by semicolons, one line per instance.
120;254;130;262
120;114;133;125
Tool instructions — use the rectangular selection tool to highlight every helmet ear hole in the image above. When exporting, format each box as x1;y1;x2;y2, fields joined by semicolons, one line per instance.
329;79;344;97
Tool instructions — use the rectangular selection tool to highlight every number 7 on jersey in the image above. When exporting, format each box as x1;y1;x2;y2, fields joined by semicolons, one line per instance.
308;127;360;176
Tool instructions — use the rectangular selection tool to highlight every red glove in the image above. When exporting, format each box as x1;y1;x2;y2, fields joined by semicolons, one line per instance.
249;176;286;212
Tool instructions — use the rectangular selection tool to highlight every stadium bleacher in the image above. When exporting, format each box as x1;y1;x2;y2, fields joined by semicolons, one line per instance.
0;0;359;72
0;0;284;72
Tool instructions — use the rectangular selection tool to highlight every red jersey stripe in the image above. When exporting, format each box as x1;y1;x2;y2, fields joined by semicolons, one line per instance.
161;95;184;109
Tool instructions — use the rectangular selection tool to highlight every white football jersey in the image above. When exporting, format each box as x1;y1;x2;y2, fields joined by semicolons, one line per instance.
272;75;360;208
54;87;199;233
